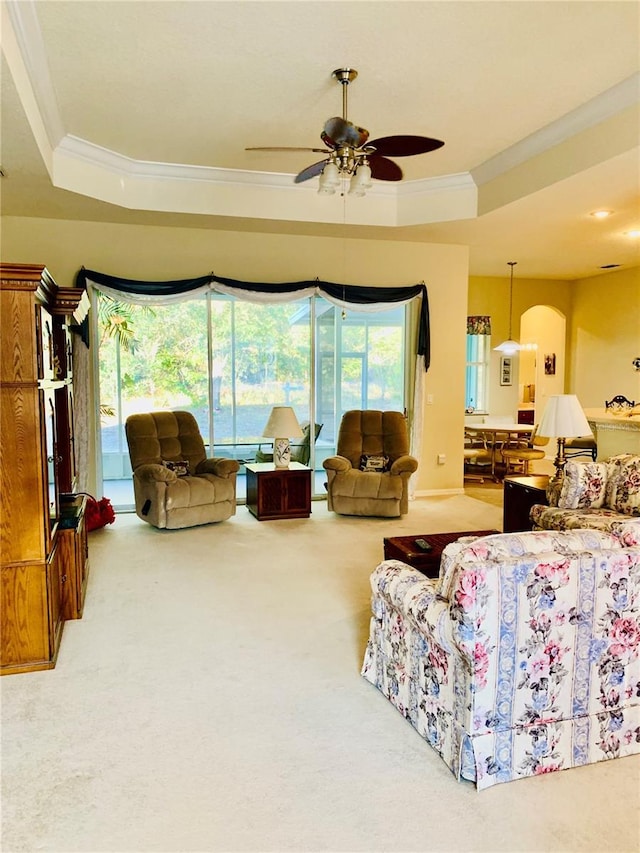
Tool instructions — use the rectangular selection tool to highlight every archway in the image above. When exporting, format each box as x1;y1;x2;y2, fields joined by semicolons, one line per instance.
519;305;566;423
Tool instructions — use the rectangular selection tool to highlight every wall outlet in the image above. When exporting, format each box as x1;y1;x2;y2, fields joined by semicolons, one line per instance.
437;453;446;465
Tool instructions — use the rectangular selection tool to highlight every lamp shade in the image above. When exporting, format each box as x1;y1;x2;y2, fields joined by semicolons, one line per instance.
318;161;340;195
538;395;593;439
262;406;304;439
494;339;520;355
349;163;372;196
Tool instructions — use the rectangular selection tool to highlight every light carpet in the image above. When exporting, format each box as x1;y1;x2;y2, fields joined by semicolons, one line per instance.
2;493;639;853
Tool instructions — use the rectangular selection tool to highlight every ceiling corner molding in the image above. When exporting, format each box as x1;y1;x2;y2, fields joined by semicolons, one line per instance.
3;0;65;149
51;134;477;227
398;172;476;197
471;73;640;187
396;173;478;225
56;134;300;189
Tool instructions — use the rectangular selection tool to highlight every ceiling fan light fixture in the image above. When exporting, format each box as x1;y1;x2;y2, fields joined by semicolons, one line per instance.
318;161;340;195
348;162;372;197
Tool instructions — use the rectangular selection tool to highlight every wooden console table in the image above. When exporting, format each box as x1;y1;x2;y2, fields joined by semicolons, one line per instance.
245;462;311;521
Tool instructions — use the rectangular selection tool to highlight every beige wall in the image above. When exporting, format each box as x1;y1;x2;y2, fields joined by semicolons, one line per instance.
468;274;573;418
1;215;470;495
568;266;640;408
468;271;640;418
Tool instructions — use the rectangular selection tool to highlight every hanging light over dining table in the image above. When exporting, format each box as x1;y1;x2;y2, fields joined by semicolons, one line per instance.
494;261;521;355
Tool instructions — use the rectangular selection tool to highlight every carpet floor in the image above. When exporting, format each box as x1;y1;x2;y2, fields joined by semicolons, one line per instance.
2;492;638;852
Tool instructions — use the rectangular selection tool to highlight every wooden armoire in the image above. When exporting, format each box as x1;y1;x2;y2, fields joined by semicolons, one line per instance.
1;263;90;674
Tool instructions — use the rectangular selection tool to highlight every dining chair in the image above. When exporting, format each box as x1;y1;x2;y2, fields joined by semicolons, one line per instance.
501;425;549;476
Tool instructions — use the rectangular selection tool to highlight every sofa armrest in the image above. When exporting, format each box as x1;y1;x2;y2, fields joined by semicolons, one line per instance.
134;463;176;484
389;454;418;475
370;560;454;650
322;455;352;473
196;457;240;477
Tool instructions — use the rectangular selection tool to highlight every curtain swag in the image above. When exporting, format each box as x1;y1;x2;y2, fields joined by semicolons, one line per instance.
467;315;491;335
76;268;431;371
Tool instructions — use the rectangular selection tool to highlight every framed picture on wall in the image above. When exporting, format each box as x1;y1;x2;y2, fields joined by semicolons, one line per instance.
500;356;513;386
544;353;556;375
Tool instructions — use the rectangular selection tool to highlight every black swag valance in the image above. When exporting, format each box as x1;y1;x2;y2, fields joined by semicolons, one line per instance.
76;268;430;371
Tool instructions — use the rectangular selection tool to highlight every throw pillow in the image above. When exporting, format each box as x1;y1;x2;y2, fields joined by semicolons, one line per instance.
359;453;390;473
162;459;190;477
558;461;607;509
605;454;640;516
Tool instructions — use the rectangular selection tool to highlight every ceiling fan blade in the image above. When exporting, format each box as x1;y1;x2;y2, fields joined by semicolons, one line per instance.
323;117;369;149
368;135;444;157
369;156;403;182
246;147;329;153
294;159;329;184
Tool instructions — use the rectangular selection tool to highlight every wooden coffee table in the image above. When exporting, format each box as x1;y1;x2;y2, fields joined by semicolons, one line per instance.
383;530;499;578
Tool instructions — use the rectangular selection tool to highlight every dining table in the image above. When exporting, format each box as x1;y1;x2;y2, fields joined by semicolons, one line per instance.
464;422;534;481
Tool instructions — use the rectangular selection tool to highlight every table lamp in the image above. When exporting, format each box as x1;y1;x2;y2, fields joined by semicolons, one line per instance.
262;406;304;468
538;394;593;490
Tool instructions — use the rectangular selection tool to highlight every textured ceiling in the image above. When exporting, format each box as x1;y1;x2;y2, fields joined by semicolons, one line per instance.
1;0;639;278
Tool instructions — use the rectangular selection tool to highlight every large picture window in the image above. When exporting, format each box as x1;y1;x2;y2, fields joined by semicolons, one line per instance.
97;292;406;508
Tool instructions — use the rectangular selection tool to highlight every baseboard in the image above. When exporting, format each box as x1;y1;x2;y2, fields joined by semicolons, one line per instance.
413;488;466;498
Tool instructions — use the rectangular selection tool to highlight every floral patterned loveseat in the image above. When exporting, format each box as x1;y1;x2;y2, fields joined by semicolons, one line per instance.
531;454;640;533
361;523;640;789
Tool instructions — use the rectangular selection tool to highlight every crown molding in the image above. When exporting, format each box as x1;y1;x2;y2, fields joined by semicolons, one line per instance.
472;73;640;186
53;133;478;226
3;0;65;148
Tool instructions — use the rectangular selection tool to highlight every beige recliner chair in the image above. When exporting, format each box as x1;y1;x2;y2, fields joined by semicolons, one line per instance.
323;410;418;517
125;411;239;529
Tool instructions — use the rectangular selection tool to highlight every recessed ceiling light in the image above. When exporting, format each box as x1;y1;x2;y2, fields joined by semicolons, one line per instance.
626;229;640;238
591;210;613;219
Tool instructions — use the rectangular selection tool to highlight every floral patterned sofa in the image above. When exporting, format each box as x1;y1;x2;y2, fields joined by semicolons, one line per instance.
531;454;640;533
361;523;640;789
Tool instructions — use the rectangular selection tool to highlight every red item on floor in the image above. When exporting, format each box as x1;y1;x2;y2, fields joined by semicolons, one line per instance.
79;494;116;531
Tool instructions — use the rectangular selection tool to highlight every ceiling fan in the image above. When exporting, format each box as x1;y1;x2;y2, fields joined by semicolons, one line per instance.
246;68;444;194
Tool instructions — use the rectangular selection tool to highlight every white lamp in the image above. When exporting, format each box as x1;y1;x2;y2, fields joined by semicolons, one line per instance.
262;406;304;468
538;394;593;483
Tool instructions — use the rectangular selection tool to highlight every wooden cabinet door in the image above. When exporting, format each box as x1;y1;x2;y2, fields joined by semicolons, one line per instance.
282;470;311;517
0;386;48;564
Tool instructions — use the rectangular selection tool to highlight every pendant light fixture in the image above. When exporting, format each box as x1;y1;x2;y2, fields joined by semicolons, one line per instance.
494;261;520;355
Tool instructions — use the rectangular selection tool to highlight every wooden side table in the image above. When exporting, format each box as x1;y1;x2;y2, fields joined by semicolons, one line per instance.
503;474;550;532
245;462;311;521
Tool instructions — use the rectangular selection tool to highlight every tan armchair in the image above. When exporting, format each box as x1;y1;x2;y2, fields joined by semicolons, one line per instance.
125;411;239;529
323;410;418;517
